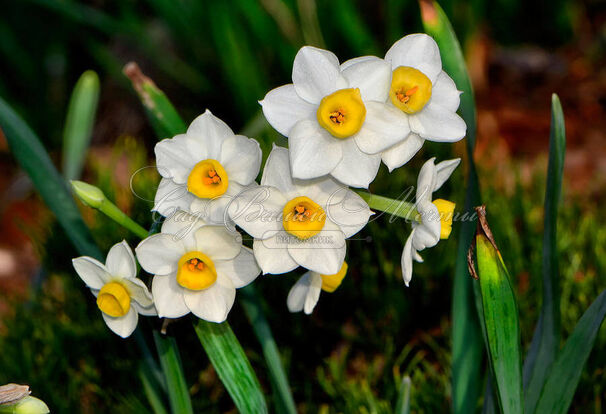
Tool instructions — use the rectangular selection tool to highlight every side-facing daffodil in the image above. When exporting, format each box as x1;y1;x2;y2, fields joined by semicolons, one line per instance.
382;34;466;171
401;157;460;285
153;110;262;224
287;262;348;314
229;145;372;276
135;213;260;322
72;241;155;338
261;46;410;188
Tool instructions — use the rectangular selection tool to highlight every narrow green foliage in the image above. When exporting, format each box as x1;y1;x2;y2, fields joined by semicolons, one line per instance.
535;290;606;414
476;234;523;414
395;376;411;414
420;2;483;413
0;96;101;259
523;94;566;413
193;321;268;414
62;70;100;181
356;191;417;220
153;333;194;414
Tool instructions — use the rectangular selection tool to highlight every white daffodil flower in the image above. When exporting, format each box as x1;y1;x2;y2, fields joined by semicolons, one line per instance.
135;212;260;322
287;262;348;314
261;46;410;188
229;145;372;276
153;110;262;224
381;34;467;172
72;241;156;338
401;157;460;286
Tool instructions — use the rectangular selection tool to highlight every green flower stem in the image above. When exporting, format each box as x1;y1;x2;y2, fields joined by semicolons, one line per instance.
71;180;148;239
356;190;418;220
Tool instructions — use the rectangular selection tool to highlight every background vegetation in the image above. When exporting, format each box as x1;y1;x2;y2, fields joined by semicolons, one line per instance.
0;0;604;412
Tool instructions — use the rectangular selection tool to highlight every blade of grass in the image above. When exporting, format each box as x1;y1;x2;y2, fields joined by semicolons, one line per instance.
534;290;606;414
194;320;268;414
522;94;566;414
420;2;483;413
62;70;100;181
0;95;102;259
475;210;523;414
240;286;296;414
139;363;169;414
395;376;411;414
153;332;194;414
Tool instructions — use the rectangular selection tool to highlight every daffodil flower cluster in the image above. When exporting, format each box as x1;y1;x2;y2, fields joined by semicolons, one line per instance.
72;33;466;336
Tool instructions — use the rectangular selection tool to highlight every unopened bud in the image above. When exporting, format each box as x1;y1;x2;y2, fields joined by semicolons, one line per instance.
71;180;105;209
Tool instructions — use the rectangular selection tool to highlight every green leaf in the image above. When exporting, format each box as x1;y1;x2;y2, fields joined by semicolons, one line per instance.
523;94;566;414
139;363;169;414
194;320;268;414
0;95;101;259
62;70;100;181
153;332;194;414
534;290;606;414
476;233;523;414
240;286;296;414
395;376;411;414
420;2;483;413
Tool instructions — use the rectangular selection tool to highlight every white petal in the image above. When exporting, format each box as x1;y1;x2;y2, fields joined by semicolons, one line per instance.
401;230;416;286
261;145;297;194
434;158;461;192
134;302;158;316
292;176;348;207
287;272;322;314
260;84;317;136
229;185;285;240
220;134;262;185
340;56;377;71
106;240;136;279
409;103;466;142
326;190;372;238
102;306;138;338
154;134;200;184
354;102;410;154
253;235;299;274
341;57;391;102
413;202;441;250
292;46;341;103
153;178;196;217
194;226;241;261
385;33;442;82
287;221;346;275
72;257;110;290
431;71;461;112
152;273;189;318
330;138;380;188
381;133;425;172
190;182;241;226
416;157;437;204
289;120;343;180
183;275;236;323
186;109;234;159
160;210;207;251
214;247;260;288
122;277;154;308
135;234;184;276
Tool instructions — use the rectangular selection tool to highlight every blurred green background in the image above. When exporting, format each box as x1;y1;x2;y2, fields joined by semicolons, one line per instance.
1;0;605;412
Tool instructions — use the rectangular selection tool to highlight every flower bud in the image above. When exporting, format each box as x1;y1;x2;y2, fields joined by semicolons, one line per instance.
0;396;50;414
71;180;105;209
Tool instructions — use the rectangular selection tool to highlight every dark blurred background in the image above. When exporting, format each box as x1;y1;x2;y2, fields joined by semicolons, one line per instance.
1;0;605;412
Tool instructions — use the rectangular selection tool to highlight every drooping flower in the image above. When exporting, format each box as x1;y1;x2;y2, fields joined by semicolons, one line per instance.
401;157;460;285
135;212;260;322
153;110;262;224
261;46;410;188
381;34;467;172
286;262;348;314
72;241;156;338
229;145;372;275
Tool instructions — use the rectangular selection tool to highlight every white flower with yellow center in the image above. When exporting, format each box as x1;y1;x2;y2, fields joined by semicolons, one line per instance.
381;34;467;172
402;157;460;285
229;146;372;275
286;262;348;314
135;213;260;322
72;241;155;338
153;110;262;224
260;46;410;188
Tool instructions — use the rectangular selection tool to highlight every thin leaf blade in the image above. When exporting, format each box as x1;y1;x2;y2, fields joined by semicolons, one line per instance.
153;333;194;414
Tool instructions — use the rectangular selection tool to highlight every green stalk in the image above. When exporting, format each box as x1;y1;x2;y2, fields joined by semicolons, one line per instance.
71;180;149;239
153;333;194;414
356;191;418;220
